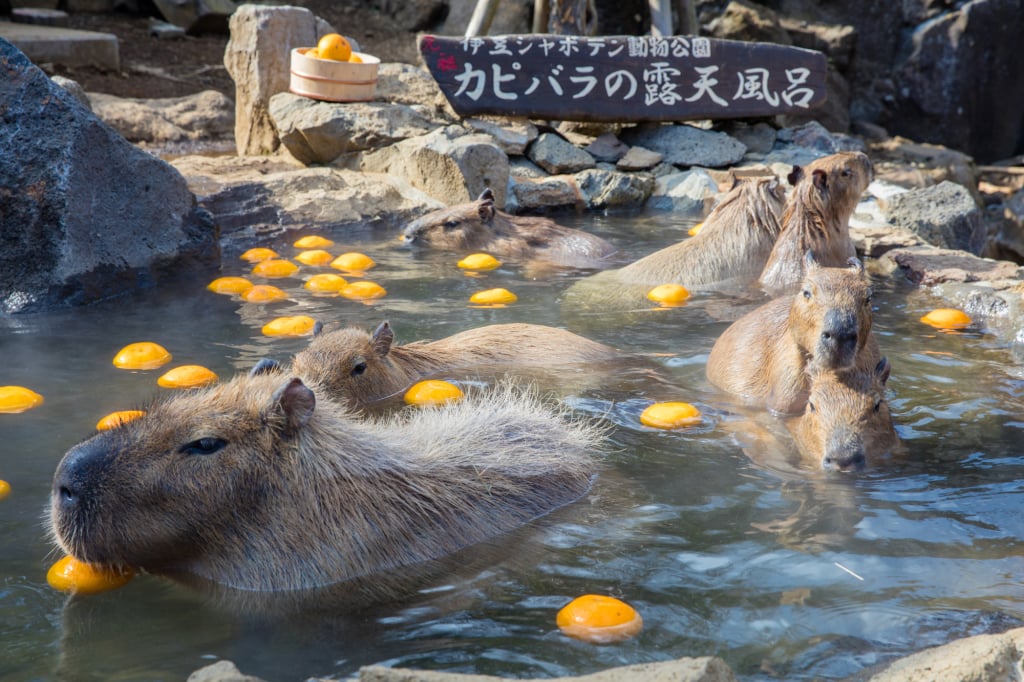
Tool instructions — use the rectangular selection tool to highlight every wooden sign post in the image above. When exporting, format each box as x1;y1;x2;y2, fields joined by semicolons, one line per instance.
419;34;828;122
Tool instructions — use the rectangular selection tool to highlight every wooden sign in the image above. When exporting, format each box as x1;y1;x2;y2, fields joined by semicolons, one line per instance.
419;34;827;122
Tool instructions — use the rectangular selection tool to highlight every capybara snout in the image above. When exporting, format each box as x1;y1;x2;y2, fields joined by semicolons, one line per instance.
818;307;861;369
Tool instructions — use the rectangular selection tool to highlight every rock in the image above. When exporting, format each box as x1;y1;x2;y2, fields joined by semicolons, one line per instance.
376;0;446;31
882;181;986;254
506;175;580;213
170;154;442;247
527;132;596;174
884;245;1023;286
509;157;548;179
12;8;69;26
869;136;978;197
887;0;1024;163
646;169;719;213
357;657;738;682
868;626;1024;681
270;93;439;166
0;38;217;314
780;17;856;70
50;75;90;110
149;19;186;39
375;63;452;118
706;0;791;45
620;123;747;169
153;0;236;35
187;660;266;682
992;188;1024;262
438;0;531;36
777;120;865;154
722;121;776;156
223;5;335;156
88;90;234;145
466;117;538;156
360;126;510;207
585;133;629;164
616;146;664;172
576;168;654;209
776;63;852;133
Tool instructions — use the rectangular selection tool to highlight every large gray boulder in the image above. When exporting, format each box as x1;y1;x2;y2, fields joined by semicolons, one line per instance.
621;123;747;169
88;90;234;145
882;181;986;255
0;38;216;314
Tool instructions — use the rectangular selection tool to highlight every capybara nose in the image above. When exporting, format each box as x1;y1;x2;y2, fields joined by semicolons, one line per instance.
53;441;108;510
824;451;866;472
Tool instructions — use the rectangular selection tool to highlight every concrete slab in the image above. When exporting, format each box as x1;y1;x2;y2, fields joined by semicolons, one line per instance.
0;20;119;70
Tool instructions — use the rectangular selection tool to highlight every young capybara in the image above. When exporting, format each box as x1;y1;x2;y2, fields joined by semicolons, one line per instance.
291;320;620;407
561;174;786;308
49;373;601;594
788;358;899;472
758;151;874;296
400;188;619;269
706;253;881;415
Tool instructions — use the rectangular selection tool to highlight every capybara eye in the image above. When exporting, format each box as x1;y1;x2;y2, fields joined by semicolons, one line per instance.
179;437;227;456
443;219;459;230
802;288;812;300
351;361;368;376
808;401;816;413
873;399;883;413
865;288;873;305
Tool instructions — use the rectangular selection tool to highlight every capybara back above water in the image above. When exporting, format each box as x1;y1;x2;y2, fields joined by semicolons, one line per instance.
706;254;880;415
400;188;619;269
49;373;601;594
758;151;873;296
788;358;899;472
291;321;620;407
561;174;785;309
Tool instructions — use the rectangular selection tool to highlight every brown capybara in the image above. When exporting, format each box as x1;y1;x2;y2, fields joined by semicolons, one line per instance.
400;188;619;269
560;174;785;310
706;253;881;415
788;358;899;472
758;151;873;296
49;374;601;593
291;320;620;407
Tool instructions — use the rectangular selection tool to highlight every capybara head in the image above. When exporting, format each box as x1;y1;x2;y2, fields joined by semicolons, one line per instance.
791;358;898;472
789;253;874;371
291;320;407;406
784;151;873;230
401;188;500;251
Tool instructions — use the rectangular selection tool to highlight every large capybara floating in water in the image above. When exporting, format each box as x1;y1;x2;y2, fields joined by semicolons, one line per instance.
291;321;620;407
49;373;602;595
400;188;619;270
758;151;873;297
561;173;785;308
706;253;881;415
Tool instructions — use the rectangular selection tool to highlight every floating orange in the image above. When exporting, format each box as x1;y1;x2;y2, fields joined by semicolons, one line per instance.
252;259;299;278
920;308;972;330
0;386;44;414
112;342;172;370
640;401;702;429
46;556;134;595
556;594;643;644
96;410;145;431
207;276;254;295
240;247;279;263
331;252;376;272
293;235;335;249
646;284;690;307
404;380;463;406
0;480;10;500
340;281;387;300
262;315;318;337
457;253;502;271
294;249;334;266
304;273;349;293
240;285;288;303
157;365;218;389
687;222;703;236
469;288;517;306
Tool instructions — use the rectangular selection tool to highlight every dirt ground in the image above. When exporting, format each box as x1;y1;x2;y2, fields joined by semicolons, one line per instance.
54;1;422;100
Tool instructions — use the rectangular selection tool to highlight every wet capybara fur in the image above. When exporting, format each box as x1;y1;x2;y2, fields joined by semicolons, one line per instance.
758;151;873;296
562;174;785;309
788;358;899;472
49;373;602;593
291;321;620;407
401;188;619;269
706;254;881;415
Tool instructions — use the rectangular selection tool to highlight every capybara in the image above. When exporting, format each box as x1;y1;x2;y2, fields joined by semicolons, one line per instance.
49;373;601;593
758;151;873;296
561;174;786;308
291;320;621;407
789;358;899;472
706;254;881;415
400;188;619;269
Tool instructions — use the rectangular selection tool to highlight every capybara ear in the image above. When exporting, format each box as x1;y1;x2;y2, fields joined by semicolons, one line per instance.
787;165;804;186
371;321;394;357
270;378;316;435
478;188;495;202
846;257;864;274
875;357;892;385
477;189;496;222
250;358;282;376
312;320;324;337
812;168;828;191
802;249;820;271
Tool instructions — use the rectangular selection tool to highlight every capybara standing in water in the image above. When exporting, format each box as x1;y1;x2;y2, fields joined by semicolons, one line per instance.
706;254;880;415
788;358;899;472
564;174;785;303
291;320;621;407
49;373;601;594
400;188;619;270
758;151;873;296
